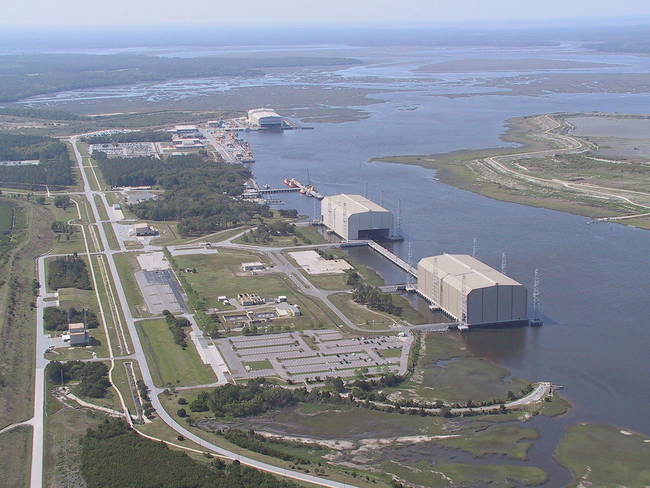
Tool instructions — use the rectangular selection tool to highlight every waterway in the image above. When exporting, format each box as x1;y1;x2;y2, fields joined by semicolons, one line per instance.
237;48;650;437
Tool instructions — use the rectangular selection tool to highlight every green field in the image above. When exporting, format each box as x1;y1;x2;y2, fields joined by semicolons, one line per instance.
113;252;149;318
173;251;337;330
330;292;401;328
435;424;539;460
135;318;216;387
555;424;650;487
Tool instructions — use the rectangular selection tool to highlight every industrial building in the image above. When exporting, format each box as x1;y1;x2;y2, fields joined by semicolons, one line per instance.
174;125;199;136
247;108;284;129
133;223;158;236
67;323;89;346
321;194;394;241
417;254;527;325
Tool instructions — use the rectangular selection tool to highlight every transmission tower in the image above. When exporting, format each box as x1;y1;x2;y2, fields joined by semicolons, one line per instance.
532;268;541;318
501;252;507;275
460;274;468;324
472;237;478;258
396;199;402;237
406;240;415;285
432;256;441;306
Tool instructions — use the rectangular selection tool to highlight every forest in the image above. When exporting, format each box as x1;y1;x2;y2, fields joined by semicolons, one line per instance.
0;53;360;102
93;152;269;236
352;283;402;316
47;254;92;290
0;133;74;189
80;418;297;488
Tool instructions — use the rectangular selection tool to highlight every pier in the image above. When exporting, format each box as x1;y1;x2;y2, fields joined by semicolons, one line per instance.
367;240;417;276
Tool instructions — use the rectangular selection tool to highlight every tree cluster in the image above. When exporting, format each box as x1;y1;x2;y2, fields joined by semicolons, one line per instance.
93;152;269;236
162;309;190;348
352;283;402;316
47;360;110;398
44;306;99;331
196;378;304;417
47;254;92;290
241;221;296;243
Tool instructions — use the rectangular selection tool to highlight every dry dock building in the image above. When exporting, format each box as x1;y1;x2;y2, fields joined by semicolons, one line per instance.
417;254;527;325
321;194;394;241
248;108;283;129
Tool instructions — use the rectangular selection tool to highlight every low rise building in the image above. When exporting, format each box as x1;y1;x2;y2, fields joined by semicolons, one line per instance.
241;262;266;271
133;223;158;236
275;302;301;317
68;322;89;346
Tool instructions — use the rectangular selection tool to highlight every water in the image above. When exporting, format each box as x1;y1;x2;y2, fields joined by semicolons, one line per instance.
18;43;650;434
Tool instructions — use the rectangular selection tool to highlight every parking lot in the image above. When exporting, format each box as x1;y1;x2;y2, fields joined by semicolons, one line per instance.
215;329;412;383
135;269;187;314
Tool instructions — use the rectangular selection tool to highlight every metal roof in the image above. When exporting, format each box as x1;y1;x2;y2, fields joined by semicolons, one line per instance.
322;194;389;214
419;254;522;291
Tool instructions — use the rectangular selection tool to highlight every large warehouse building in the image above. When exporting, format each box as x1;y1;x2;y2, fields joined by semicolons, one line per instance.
417;254;527;325
321;194;394;240
247;108;284;129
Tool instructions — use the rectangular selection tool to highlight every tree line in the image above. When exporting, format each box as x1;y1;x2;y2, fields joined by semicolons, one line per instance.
352;283;402;316
162;309;191;348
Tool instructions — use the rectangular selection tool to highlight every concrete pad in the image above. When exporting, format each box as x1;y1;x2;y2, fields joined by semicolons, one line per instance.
289;250;352;275
136;252;169;271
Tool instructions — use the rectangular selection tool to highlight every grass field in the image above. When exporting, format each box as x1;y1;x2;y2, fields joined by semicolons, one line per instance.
173;251;337;330
330;292;400;328
555;423;650;487
135;318;216;387
114;252;149;318
0;426;32;488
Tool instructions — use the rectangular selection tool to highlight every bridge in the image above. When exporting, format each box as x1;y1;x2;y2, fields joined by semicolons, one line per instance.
258;187;300;194
367;240;417;276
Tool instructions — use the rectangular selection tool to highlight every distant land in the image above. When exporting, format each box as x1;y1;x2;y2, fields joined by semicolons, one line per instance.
0;53;361;103
414;58;620;73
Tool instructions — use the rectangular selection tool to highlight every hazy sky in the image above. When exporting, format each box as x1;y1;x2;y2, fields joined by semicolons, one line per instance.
4;0;650;26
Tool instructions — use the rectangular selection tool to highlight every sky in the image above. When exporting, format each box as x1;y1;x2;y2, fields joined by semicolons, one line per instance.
4;0;650;26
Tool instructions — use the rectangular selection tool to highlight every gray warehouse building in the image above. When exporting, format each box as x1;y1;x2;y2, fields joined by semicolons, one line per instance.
417;254;527;325
247;108;283;129
321;194;394;240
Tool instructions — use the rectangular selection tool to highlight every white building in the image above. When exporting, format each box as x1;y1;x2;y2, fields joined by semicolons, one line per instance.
247;108;283;129
174;125;199;136
321;194;394;241
417;254;527;325
133;223;158;236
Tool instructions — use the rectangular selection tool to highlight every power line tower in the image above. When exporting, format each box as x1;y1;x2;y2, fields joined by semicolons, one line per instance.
472;237;479;258
396;199;402;237
406;240;415;286
460;274;468;325
501;252;507;275
342;202;348;240
532;268;541;319
432;256;441;306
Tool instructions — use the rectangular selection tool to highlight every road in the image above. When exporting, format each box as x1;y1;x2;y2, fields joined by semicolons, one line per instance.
66;137;358;488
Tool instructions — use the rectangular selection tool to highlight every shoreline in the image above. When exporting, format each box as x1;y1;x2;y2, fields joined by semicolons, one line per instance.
372;112;650;230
